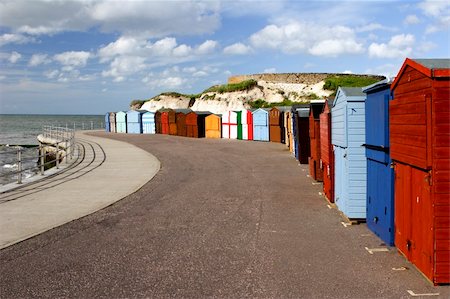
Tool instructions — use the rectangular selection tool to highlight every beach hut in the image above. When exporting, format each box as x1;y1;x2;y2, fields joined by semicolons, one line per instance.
142;111;156;134
205;114;222;138
175;109;189;137
292;105;310;163
308;100;325;181
104;113;110;132
289;110;295;154
186;111;211;138
236;109;253;140
269;107;282;143
390;58;450;284
320;100;334;203
155;111;162;134
332;87;366;220
109;112;116;133
160;109;171;135
252;108;270;141
167;109;177;135
116;111;127;133
362;79;394;246
222;111;238;139
284;110;291;149
126;110;143;134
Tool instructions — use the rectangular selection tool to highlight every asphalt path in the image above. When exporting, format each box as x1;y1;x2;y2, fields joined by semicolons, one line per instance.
1;132;448;298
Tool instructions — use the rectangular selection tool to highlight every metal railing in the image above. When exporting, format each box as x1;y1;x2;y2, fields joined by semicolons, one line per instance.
0;126;77;185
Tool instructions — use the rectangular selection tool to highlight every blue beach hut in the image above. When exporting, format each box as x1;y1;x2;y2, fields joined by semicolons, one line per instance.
332;87;367;220
126;110;143;134
116;111;127;133
363;79;394;245
252;108;269;141
142;111;156;134
105;112;110;132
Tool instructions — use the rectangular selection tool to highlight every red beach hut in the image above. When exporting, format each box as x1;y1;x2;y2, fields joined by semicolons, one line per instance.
160;109;171;135
308;100;325;181
390;58;450;284
320;100;334;202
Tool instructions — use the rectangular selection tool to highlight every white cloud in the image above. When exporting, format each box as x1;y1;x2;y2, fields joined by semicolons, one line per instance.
250;21;364;56
148;37;178;56
54;51;91;67
44;70;59;79
98;36;145;62
143;75;188;89
263;68;276;73
418;0;450;17
368;34;415;59
193;71;208;77
196;40;218;55
8;51;21;63
309;39;364;56
0;33;35;47
28;54;51;66
223;43;252;55
173;44;192;57
356;23;394;32
418;0;450;33
404;14;420;25
342;70;353;74
102;55;146;82
0;0;221;38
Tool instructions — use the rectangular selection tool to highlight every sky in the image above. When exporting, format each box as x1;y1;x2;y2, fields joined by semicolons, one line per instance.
0;0;449;115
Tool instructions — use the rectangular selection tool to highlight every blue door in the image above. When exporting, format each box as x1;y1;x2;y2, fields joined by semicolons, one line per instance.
334;146;348;213
367;158;394;245
105;113;110;132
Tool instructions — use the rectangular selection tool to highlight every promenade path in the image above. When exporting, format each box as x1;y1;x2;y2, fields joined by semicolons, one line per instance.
0;131;160;249
0;132;448;298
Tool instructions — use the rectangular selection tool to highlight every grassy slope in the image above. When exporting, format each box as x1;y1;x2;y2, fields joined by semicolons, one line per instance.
131;75;384;108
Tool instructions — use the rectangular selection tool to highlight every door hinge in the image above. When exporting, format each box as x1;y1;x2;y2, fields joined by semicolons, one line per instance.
425;172;432;186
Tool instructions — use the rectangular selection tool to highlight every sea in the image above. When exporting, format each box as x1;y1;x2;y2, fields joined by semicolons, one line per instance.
0;114;104;186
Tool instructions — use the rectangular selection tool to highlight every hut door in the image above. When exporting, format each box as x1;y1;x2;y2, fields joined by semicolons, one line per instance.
394;163;433;277
410;167;433;279
395;163;413;259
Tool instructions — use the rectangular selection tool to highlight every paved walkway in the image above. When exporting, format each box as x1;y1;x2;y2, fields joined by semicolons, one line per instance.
0;131;160;249
0;132;448;298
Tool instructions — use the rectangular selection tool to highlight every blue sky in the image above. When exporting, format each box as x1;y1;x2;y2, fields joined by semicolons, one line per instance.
0;0;449;115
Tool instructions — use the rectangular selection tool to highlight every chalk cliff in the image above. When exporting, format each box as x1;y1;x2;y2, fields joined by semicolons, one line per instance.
136;73;384;114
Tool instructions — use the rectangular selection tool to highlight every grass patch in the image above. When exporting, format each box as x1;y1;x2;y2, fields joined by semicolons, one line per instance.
130;99;146;107
160;92;201;99
323;75;382;95
203;79;258;94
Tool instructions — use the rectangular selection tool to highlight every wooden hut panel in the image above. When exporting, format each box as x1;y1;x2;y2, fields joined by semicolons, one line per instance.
222;111;238;139
105;113;110;132
205;114;221;138
142;112;155;134
160;112;170;134
126;110;143;134
176;112;187;137
331;87;366;219
252;109;269;141
155;111;161;134
116;111;127;133
391;58;450;284
109;112;116;133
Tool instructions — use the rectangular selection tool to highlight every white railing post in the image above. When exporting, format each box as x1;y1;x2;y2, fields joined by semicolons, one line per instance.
40;144;45;175
17;147;22;184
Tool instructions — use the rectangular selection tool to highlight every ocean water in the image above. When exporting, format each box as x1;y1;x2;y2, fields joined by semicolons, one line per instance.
0;114;104;186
